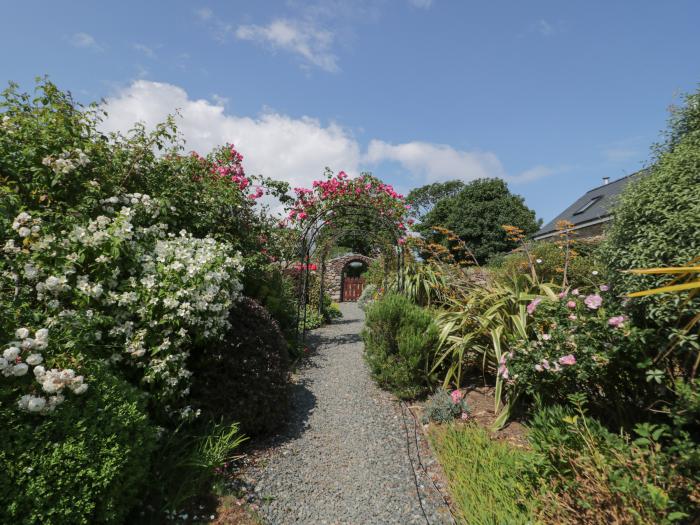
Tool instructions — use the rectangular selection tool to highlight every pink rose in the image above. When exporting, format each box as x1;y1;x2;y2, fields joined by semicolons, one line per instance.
584;294;603;309
608;315;626;328
559;354;576;366
566;300;576;309
450;389;463;404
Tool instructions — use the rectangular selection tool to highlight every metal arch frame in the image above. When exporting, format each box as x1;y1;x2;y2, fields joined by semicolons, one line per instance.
294;201;406;348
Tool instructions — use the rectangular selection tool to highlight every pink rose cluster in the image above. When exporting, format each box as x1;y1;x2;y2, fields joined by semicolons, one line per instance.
534;354;576;372
209;144;264;200
608;315;627;328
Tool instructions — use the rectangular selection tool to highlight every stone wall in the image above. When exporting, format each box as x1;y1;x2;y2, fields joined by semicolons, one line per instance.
324;254;374;301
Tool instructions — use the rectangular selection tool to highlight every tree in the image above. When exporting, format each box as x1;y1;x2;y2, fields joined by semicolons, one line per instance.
405;180;465;220
416;178;539;264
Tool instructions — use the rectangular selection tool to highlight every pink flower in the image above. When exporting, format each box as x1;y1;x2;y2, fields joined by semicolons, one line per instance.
460;411;470;420
572;288;580;296
608;315;626;328
568;314;577;320
584;294;603;309
534;364;544;372
566;300;577;309
541;359;550;370
559;354;576;366
542;333;551;341
498;364;509;380
527;297;542;315
600;284;609;292
450;389;463;404
558;291;567;299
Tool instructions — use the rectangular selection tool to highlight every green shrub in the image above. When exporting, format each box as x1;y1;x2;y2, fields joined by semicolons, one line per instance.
0;368;156;525
429;423;536;525
362;293;438;399
189;297;290;436
601;90;700;369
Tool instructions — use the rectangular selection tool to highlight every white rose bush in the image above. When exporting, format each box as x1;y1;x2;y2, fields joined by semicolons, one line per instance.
0;79;296;522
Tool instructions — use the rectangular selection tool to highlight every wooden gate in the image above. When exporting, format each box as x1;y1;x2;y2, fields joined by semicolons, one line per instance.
342;276;365;302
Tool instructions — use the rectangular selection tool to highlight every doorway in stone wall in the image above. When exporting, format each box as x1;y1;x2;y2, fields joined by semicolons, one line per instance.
341;260;367;301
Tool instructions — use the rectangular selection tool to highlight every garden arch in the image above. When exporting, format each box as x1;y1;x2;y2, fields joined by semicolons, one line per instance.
287;171;409;345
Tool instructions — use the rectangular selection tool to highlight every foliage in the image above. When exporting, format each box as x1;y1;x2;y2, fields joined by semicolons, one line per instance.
0;367;156;525
421;388;470;424
490;238;603;289
189;298;289;437
429;423;536;525
405;180;464;220
600;89;700;379
362;293;439;399
416;178;540;264
527;398;700;524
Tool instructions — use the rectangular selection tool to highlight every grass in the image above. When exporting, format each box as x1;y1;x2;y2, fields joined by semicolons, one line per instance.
429;423;537;525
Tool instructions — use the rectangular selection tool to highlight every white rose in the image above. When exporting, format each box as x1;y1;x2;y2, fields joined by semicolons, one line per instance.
3;347;20;361
17;227;31;238
35;328;49;341
15;327;30;339
73;383;88;395
33;365;46;378
26;353;43;366
12;363;29;376
27;396;46;412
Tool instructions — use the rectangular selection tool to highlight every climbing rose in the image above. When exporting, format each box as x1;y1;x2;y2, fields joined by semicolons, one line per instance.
584;294;603;309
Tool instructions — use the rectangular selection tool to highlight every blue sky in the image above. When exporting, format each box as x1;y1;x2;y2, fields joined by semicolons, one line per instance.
1;0;699;222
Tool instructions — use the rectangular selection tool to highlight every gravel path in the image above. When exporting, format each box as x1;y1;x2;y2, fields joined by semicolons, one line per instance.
249;302;453;525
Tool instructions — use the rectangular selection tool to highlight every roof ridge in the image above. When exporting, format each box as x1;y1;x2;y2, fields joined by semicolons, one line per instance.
583;168;649;194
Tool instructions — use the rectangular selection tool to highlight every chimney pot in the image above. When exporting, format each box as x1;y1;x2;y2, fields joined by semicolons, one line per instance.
603;177;610;185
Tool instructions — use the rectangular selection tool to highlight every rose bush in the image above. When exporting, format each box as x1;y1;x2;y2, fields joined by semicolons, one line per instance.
501;286;657;420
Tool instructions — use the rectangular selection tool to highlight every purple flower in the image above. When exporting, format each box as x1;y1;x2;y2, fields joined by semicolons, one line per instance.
599;284;609;292
527;297;542;315
559;354;576;366
584;294;603;310
608;315;626;328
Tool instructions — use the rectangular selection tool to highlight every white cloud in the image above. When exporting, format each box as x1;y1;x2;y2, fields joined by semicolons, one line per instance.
69;32;102;51
195;7;213;21
366;140;504;183
100;81;360;194
535;19;554;36
133;43;156;59
100;81;556;206
408;0;434;9
236;19;338;72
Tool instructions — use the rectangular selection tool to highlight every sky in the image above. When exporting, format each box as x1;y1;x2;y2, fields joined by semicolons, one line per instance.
1;0;699;222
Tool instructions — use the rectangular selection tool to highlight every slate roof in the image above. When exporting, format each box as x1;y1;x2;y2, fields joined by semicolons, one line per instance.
534;170;648;239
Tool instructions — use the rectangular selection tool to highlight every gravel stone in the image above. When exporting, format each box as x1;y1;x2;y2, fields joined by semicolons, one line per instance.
250;303;453;525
